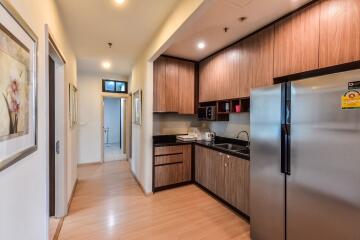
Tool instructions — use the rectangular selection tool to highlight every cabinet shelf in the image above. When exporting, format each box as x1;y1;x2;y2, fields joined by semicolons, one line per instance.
199;98;250;121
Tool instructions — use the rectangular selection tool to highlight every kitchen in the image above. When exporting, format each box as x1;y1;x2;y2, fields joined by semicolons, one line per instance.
152;0;360;240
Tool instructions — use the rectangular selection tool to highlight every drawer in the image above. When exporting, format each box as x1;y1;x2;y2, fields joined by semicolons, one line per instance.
154;163;184;188
154;145;184;156
155;154;183;166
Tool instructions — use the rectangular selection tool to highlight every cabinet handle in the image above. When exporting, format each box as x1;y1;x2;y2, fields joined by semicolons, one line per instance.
224;163;228;167
227;155;230;159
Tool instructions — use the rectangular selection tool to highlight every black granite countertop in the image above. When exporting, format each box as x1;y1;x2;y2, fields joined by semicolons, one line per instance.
153;135;250;160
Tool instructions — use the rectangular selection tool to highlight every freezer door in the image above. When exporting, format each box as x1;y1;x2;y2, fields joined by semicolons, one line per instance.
288;70;360;240
250;84;285;240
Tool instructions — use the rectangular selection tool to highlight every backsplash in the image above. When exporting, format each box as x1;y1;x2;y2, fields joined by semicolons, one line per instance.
207;113;250;141
153;114;204;135
153;113;250;141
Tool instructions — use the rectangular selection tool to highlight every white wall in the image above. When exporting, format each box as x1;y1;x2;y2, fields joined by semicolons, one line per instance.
129;0;211;194
0;0;77;239
78;71;128;164
104;98;121;144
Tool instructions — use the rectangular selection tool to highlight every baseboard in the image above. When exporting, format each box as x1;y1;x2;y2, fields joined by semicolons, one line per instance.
52;217;64;240
77;161;102;167
67;179;78;212
130;169;152;196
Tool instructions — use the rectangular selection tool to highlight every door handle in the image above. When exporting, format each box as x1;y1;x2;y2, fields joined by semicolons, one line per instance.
56;141;60;154
281;124;291;175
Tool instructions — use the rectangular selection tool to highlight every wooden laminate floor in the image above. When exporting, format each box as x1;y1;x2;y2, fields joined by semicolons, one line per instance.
58;161;250;240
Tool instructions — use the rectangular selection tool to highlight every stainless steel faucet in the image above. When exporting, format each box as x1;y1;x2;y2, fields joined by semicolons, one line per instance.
236;130;250;147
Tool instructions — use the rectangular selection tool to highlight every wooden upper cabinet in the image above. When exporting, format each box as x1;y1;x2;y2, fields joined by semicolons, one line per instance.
165;58;179;112
153;57;166;112
248;25;275;90
274;3;320;77
153;56;195;113
319;0;360;68
224;45;240;99
178;60;195;114
199;44;240;102
199;56;214;102
238;41;251;98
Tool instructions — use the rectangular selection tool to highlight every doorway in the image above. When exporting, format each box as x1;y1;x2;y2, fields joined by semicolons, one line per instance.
49;56;56;217
46;26;67;240
103;97;127;162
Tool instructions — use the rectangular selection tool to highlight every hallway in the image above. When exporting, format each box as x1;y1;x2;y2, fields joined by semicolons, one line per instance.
58;161;250;240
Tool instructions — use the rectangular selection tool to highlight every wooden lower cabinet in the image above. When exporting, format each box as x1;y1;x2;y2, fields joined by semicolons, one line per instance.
155;163;184;188
195;145;250;215
225;155;250;215
154;145;192;189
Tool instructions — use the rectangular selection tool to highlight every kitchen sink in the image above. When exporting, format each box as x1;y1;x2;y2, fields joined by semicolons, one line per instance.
214;143;249;155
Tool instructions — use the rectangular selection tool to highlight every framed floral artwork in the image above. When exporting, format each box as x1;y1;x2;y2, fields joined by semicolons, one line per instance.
0;0;38;171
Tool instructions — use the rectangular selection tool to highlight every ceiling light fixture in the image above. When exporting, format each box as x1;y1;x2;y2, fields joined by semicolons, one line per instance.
102;61;111;69
115;0;125;5
197;41;206;49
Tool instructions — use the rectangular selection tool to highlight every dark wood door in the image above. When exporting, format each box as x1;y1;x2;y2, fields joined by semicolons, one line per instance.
49;56;55;217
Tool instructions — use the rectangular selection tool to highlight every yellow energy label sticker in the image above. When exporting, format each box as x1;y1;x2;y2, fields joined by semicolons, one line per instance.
342;90;360;109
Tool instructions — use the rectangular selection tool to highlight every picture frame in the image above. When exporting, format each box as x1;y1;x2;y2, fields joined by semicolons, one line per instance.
69;83;78;128
0;0;38;171
133;89;142;125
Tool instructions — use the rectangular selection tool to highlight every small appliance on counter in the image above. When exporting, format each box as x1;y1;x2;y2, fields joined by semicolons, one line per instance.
198;106;216;121
202;131;216;142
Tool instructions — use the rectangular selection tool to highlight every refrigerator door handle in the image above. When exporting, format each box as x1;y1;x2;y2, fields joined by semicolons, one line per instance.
281;123;291;175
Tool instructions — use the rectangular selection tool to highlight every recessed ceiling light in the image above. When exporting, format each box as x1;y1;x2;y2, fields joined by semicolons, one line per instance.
197;42;206;49
115;0;125;5
102;61;111;69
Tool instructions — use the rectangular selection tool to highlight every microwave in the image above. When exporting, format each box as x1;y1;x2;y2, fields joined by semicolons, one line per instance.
198;106;216;121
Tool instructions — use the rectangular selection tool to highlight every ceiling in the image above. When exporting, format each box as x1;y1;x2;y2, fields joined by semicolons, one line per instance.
165;0;312;61
56;0;179;76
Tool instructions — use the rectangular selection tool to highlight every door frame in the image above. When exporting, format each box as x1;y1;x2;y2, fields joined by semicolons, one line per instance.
45;25;67;222
101;94;129;162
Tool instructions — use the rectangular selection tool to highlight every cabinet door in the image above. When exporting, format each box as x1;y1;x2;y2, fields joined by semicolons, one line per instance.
319;0;360;68
182;145;192;182
223;45;240;100
165;58;179;112
154;163;183;188
195;146;210;188
208;151;226;198
274;3;320;77
249;25;275;90
178;60;195;114
199;57;214;102
153;57;166;112
199;46;240;101
238;41;251;98
226;156;250;215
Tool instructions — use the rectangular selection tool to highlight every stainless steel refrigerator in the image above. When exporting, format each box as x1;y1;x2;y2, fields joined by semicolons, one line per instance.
250;69;360;240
